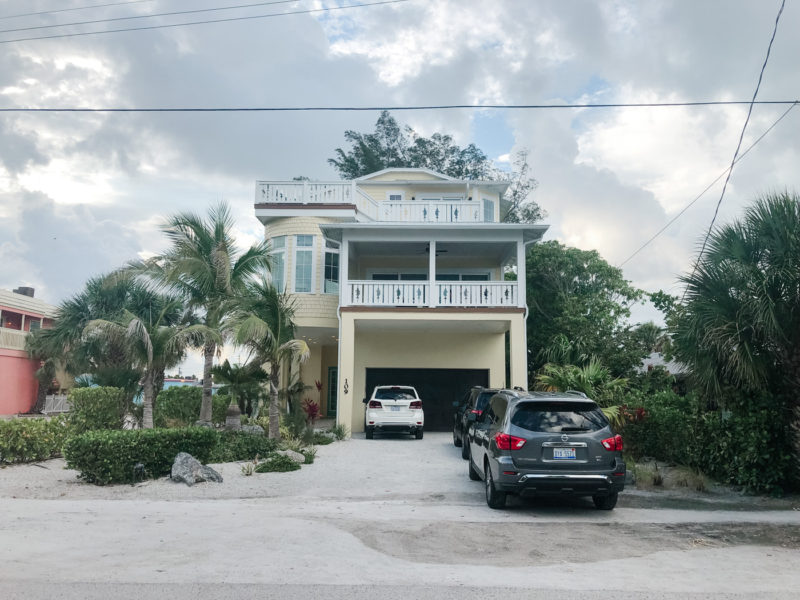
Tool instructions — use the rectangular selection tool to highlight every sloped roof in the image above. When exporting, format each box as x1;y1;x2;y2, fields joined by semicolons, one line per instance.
355;167;457;182
0;289;58;318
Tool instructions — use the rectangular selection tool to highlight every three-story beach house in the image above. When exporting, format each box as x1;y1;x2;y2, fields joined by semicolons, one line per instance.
254;168;547;433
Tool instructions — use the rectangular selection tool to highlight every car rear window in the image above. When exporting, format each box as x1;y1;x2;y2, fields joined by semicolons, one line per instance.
476;392;494;411
375;388;417;400
510;401;608;433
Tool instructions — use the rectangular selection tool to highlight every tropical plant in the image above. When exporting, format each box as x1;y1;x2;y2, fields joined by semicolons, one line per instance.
234;279;309;439
131;202;271;425
83;295;217;429
26;274;148;399
536;359;628;405
671;191;800;485
211;359;269;418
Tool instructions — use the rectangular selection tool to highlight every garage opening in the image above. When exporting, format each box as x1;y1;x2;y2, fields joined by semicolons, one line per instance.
365;368;489;431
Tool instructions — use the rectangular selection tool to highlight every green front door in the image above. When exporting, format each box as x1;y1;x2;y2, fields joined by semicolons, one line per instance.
327;366;338;417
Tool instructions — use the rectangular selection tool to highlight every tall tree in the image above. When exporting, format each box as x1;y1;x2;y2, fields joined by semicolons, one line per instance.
526;241;643;379
132;202;271;424
83;296;216;428
26;274;150;398
328;111;543;222
234;279;309;439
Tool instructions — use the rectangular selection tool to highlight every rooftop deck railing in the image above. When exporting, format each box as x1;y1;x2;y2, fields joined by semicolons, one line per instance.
346;280;518;308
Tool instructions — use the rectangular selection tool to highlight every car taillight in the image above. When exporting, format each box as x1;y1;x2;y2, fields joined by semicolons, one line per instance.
410;400;422;409
368;400;382;408
601;434;623;451
470;409;482;416
495;432;526;450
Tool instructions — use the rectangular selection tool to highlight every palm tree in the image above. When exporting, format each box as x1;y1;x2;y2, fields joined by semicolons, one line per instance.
674;192;800;396
673;192;800;476
83;296;218;428
211;359;269;424
233;279;309;439
27;274;147;400
132;202;271;424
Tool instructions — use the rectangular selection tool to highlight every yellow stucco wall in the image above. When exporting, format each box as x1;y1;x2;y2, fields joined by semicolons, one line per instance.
337;310;527;434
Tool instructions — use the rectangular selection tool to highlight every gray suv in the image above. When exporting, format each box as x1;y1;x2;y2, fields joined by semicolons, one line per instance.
466;390;626;509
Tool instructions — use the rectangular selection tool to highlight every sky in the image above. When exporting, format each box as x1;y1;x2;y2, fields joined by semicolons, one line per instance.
1;0;798;376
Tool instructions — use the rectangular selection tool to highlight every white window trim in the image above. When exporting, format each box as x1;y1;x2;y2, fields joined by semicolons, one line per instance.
270;236;287;293
323;243;340;295
293;234;316;294
482;197;496;222
386;190;405;202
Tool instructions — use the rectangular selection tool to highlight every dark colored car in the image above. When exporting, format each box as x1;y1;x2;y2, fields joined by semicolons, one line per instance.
466;390;626;510
452;387;498;459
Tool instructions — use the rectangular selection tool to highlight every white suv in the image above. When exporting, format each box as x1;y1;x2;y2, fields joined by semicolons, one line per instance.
363;385;424;439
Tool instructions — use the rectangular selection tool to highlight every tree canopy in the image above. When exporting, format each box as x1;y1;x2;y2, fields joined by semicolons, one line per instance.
526;241;644;379
329;111;543;223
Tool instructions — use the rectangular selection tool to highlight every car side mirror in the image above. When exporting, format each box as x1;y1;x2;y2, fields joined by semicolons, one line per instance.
362;397;368;404
467;412;477;423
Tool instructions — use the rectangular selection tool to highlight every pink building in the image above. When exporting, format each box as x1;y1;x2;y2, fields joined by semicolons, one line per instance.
0;288;57;415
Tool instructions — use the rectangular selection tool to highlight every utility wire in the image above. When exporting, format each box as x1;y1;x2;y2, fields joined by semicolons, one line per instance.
0;0;155;21
682;0;786;300
618;101;798;268
0;0;409;44
0;0;298;34
0;100;797;112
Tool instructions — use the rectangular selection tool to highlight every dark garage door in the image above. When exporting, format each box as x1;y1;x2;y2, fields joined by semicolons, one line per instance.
365;368;489;431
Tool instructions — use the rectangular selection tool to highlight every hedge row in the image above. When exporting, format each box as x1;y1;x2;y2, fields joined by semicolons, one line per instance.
154;386;229;427
62;428;280;485
0;416;71;464
623;391;793;495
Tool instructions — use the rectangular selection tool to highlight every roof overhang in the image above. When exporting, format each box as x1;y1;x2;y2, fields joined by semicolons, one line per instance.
319;222;549;245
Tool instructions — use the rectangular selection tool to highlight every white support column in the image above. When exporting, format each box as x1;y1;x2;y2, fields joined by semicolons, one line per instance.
337;311;356;434
429;240;437;307
517;236;526;308
21;314;25;332
340;234;350;306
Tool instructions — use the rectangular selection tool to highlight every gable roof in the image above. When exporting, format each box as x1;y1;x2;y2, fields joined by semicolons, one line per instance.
355;168;457;182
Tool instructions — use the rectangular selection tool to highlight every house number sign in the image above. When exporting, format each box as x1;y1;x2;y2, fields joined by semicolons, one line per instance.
343;379;349;394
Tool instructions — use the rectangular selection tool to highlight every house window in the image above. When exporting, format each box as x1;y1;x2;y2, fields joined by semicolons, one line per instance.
29;319;42;331
324;240;339;294
483;198;495;222
271;236;287;293
387;190;405;202
461;274;490;281
294;235;314;293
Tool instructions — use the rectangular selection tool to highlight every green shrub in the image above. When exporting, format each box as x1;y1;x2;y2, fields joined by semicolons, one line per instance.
63;427;218;485
622;389;793;495
208;431;278;463
329;423;349;440
254;454;300;473
312;432;334;445
154;386;228;427
301;447;316;464
68;387;128;433
0;416;72;464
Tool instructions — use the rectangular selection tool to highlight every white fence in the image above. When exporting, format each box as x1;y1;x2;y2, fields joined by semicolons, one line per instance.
347;280;518;307
379;201;483;223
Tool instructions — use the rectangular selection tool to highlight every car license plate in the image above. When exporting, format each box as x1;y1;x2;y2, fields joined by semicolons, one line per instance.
390;406;401;412
553;447;576;460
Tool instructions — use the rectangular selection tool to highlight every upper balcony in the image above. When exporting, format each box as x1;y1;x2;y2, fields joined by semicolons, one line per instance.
255;170;509;225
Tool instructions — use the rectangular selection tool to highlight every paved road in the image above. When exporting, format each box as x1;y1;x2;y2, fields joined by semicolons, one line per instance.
2;432;799;599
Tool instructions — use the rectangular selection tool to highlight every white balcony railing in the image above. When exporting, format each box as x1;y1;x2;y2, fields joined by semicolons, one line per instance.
347;281;518;308
379;201;482;223
0;327;28;351
255;181;484;223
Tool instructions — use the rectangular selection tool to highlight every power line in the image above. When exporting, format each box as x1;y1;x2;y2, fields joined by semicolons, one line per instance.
618;101;798;268
0;0;298;34
0;100;797;112
0;0;409;44
0;0;156;21
682;0;786;299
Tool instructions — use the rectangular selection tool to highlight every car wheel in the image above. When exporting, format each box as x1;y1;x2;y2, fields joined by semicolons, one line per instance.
453;425;462;447
484;462;507;509
593;492;618;510
468;455;481;481
415;428;424;440
365;426;374;440
460;438;470;460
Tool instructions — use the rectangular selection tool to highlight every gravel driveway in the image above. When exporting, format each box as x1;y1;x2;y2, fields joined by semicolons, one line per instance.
2;432;800;599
